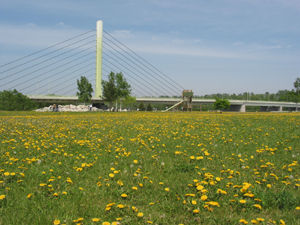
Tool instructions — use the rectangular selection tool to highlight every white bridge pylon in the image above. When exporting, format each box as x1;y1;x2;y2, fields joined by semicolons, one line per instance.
95;20;103;98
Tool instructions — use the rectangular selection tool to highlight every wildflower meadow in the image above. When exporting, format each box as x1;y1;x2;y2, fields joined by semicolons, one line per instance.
0;111;299;224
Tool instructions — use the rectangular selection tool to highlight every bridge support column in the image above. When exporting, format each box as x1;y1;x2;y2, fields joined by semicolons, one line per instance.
260;106;283;112
95;20;103;98
228;104;246;112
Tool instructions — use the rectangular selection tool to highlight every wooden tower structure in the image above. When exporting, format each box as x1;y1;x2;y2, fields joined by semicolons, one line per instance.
182;90;193;111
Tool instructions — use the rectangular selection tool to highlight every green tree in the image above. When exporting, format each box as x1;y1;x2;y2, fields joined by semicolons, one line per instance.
138;102;145;111
213;97;231;113
0;89;36;111
146;103;153;111
76;76;93;104
293;77;300;112
102;72;132;108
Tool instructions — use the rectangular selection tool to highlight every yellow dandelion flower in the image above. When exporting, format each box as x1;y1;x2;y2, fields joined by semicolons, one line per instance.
193;209;200;213
165;188;170;192
239;219;249;224
121;193;127;198
197;185;204;191
0;195;6;200
117;204;124;209
137;212;143;217
201;195;208;201
239;199;246;204
109;173;114;178
53;219;60;225
27;193;33;198
251;220;258;224
253;204;262;209
256;218;265;222
192;200;197;205
280;220;286;225
92;218;101;222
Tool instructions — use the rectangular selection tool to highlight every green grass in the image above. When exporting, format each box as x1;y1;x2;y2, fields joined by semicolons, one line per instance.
0;111;299;224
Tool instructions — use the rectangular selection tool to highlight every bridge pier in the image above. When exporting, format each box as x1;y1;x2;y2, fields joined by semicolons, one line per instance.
260;106;283;112
227;104;246;112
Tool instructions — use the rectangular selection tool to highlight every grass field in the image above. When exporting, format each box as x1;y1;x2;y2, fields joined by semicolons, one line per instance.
0;111;299;225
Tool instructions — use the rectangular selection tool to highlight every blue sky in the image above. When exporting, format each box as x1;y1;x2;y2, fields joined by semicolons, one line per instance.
0;0;299;96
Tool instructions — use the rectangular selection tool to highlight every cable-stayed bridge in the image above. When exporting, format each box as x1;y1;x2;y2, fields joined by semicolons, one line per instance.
0;21;183;99
0;20;298;112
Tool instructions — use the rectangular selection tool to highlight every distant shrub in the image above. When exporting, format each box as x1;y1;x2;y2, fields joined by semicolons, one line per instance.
0;89;36;111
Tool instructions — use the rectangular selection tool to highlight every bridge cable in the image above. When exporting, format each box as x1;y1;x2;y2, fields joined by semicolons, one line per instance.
0;29;95;69
103;30;184;91
0;35;94;80
102;64;153;97
0;41;95;88
102;55;162;97
102;44;172;97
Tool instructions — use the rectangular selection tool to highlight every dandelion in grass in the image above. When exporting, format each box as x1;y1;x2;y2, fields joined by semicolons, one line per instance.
253;204;262;209
256;218;265;222
239;199;246;204
92;218;101;222
27;193;33;199
0;195;6;200
201;195;208;201
280;220;286;225
251;220;258;224
165;188;170;192
239;219;248;224
117;204;124;209
137;212;143;217
121;193;127;198
102;222;110;225
53;219;60;225
197;185;204;191
193;209;200;213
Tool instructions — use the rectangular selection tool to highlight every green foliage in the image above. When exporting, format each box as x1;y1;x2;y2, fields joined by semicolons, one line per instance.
138;102;145;111
121;96;136;108
76;76;93;103
102;72;132;107
174;163;195;173
255;190;300;210
0;89;36;111
213;97;231;112
146;103;153;111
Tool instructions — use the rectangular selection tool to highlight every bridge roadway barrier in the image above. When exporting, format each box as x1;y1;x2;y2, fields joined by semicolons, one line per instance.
28;96;298;112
